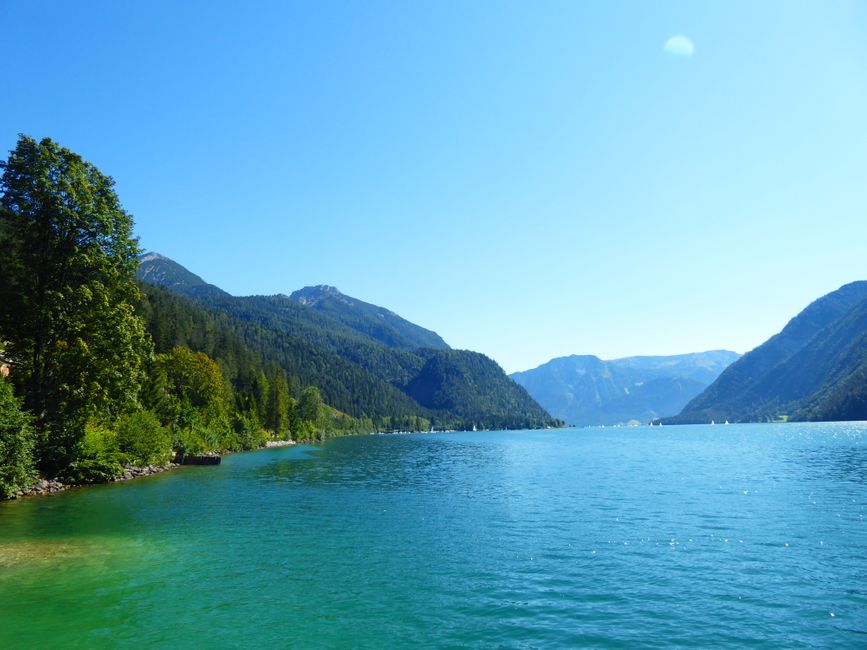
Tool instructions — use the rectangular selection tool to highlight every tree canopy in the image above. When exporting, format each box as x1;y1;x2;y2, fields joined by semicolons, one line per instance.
0;136;150;473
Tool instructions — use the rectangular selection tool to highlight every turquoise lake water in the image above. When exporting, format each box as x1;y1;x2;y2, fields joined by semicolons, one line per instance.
1;423;866;648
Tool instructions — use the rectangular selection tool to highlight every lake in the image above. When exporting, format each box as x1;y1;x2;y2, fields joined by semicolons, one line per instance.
1;423;866;648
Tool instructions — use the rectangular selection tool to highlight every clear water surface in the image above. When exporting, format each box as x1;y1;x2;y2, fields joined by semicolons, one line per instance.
1;423;866;648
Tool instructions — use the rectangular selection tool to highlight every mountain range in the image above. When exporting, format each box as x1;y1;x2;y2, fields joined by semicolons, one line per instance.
511;351;739;426
137;253;559;430
139;255;867;428
666;281;867;423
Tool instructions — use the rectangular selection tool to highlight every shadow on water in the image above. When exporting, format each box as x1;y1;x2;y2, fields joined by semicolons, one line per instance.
1;492;130;539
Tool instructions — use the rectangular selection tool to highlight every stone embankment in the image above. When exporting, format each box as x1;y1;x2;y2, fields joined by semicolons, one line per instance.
264;439;296;448
115;463;179;480
10;463;179;499
13;479;68;498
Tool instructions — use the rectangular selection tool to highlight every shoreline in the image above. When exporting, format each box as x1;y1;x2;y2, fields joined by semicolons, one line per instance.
5;428;553;501
6;438;305;501
5;431;492;501
10;462;181;499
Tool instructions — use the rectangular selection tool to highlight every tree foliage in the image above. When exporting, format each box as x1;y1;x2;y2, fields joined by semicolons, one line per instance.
0;378;35;497
265;372;291;436
116;410;172;466
155;346;229;431
63;421;124;484
0;135;150;473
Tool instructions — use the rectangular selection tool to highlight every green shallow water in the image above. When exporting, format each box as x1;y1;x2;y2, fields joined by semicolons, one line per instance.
2;423;867;648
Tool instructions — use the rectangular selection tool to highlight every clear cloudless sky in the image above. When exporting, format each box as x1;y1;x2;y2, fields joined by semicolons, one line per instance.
2;0;866;373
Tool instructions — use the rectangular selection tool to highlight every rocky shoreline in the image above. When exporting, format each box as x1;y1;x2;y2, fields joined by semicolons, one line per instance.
6;439;303;500
264;439;297;448
115;463;180;481
10;463;180;499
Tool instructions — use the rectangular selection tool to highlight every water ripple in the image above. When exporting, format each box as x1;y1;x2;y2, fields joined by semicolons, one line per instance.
1;423;867;647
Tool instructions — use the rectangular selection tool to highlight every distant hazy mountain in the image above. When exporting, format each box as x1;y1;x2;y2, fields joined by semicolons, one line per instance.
668;281;867;423
511;351;739;426
137;253;558;430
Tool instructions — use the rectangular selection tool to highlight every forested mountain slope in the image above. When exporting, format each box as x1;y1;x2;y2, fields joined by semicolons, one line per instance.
137;254;558;430
289;285;449;351
137;283;426;426
666;281;867;423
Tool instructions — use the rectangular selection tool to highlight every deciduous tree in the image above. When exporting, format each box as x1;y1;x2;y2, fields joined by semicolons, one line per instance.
0;136;151;474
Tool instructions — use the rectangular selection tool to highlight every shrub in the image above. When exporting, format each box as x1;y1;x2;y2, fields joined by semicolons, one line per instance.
231;414;267;451
294;419;318;442
172;424;220;457
0;379;35;498
63;422;123;484
116;410;172;466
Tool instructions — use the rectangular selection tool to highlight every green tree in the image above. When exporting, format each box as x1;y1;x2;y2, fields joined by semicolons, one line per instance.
299;386;324;422
0;135;151;475
0;378;35;498
298;385;325;437
156;346;229;432
253;370;270;425
116;410;172;466
64;421;123;484
265;372;290;437
231;412;267;451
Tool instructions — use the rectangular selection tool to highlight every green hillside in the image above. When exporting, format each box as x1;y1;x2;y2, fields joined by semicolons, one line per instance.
667;281;867;423
137;283;425;426
289;285;449;351
407;350;554;429
137;254;560;431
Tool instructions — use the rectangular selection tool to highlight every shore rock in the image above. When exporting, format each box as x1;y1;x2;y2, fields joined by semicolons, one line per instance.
9;463;181;500
264;440;296;448
111;463;179;481
15;479;69;498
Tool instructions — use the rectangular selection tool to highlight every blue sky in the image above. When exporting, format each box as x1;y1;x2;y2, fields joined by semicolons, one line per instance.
2;1;866;372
